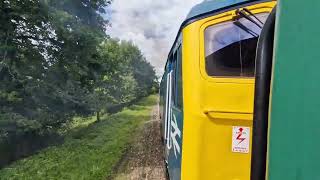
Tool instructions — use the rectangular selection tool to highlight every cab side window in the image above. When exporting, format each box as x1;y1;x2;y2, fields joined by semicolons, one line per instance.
172;45;183;109
176;45;183;109
204;13;269;77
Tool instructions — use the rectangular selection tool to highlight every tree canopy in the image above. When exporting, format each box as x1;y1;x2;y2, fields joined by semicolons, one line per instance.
0;0;157;143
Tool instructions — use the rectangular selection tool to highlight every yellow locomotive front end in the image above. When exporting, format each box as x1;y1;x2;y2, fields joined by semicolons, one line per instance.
180;1;276;179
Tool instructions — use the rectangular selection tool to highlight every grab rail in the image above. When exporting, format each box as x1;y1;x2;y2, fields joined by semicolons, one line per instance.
204;110;253;120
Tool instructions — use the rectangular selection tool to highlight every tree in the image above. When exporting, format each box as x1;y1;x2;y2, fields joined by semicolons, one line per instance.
0;0;112;136
0;0;157;167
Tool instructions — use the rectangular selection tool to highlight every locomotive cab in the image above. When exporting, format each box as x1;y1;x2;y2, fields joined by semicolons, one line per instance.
160;1;276;179
181;2;275;179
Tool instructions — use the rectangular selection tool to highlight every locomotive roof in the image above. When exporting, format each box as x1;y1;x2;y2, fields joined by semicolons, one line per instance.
186;0;250;20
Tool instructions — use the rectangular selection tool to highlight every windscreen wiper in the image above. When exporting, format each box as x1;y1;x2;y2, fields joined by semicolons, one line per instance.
236;9;263;29
233;20;259;37
243;8;263;25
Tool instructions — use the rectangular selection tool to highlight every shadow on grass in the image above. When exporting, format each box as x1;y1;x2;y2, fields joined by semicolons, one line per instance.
0;94;158;180
67;95;157;141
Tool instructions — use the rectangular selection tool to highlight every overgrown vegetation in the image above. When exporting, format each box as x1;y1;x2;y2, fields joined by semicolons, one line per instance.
0;95;158;179
0;0;158;167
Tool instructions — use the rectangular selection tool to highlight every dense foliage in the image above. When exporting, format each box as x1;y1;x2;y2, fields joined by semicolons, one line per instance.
0;0;157;166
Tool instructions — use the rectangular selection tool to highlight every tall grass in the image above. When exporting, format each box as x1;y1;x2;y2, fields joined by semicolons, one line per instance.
0;95;158;180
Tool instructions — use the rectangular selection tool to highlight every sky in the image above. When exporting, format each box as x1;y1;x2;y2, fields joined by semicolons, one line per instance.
107;0;203;76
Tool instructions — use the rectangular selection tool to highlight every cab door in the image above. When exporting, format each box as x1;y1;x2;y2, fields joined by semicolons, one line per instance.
198;10;272;180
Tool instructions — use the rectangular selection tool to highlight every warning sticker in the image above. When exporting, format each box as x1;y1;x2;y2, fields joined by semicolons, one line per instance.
232;126;250;154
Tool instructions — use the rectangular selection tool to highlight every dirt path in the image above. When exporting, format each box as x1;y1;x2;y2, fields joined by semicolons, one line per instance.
112;105;166;180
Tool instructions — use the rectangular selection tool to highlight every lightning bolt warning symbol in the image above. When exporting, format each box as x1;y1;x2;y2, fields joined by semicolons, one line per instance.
232;126;250;153
236;128;246;145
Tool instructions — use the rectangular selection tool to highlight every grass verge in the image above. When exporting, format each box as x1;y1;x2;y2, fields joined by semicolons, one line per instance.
0;95;158;180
